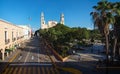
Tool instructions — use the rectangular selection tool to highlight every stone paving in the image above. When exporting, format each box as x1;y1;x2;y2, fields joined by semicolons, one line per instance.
63;44;107;72
66;44;106;62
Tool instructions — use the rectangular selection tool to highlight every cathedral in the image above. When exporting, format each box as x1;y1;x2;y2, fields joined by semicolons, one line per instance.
41;12;64;29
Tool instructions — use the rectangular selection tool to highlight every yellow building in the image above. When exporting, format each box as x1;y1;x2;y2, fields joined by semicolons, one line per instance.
0;19;32;60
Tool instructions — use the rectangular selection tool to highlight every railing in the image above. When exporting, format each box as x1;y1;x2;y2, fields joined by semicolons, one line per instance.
5;39;10;44
17;37;20;40
17;36;24;40
12;38;16;42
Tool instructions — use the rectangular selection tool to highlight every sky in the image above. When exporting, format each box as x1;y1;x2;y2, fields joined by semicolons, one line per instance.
0;0;119;31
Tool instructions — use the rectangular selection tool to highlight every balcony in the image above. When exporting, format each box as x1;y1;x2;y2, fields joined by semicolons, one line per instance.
17;37;20;40
5;39;10;45
17;36;24;40
12;38;16;42
21;36;24;38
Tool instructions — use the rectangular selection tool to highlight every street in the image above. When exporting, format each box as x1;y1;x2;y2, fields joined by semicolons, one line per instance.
13;37;51;63
1;37;120;74
0;37;81;74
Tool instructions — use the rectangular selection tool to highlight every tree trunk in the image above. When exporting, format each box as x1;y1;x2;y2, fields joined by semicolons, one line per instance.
105;34;109;60
113;38;117;60
105;34;109;74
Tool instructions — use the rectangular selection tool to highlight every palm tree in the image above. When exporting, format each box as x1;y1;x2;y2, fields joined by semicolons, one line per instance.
90;1;115;61
112;2;120;59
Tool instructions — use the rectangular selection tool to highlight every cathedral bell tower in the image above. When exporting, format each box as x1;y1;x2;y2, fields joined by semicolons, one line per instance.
60;13;64;25
41;12;45;29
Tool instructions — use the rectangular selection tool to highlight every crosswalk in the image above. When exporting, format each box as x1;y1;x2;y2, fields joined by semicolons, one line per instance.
2;66;60;74
67;61;97;70
1;63;71;74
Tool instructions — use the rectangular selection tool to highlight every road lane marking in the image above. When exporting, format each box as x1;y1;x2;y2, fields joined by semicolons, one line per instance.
18;56;22;60
3;67;9;74
55;68;60;74
50;68;55;74
8;66;14;74
38;67;40;74
2;51;20;74
24;48;31;63
46;67;50;74
13;67;18;74
41;67;45;74
10;63;52;66
24;67;27;74
9;51;20;62
18;67;22;74
31;56;34;60
58;67;82;74
28;67;31;74
33;67;37;74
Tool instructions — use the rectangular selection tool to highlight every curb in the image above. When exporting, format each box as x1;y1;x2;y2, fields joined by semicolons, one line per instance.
9;50;20;62
1;50;20;73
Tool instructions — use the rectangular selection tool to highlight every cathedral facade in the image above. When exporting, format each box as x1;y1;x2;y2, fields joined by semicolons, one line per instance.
41;12;64;29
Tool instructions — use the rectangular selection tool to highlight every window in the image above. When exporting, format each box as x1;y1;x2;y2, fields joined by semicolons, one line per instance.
12;32;15;42
5;31;7;42
5;31;9;44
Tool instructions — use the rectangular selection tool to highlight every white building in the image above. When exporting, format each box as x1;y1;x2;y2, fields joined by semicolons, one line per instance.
60;13;64;25
18;25;32;40
41;12;64;29
48;21;58;28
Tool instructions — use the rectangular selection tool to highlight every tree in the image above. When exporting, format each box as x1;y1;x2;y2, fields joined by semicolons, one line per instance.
90;1;115;61
39;23;101;57
111;2;120;59
90;29;101;40
82;28;90;39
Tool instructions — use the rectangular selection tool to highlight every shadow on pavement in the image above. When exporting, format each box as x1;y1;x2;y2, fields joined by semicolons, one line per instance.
0;61;120;74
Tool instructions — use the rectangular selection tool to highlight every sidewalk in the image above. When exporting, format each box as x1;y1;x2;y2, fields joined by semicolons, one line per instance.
0;49;20;63
0;39;30;62
66;44;106;62
63;45;106;71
